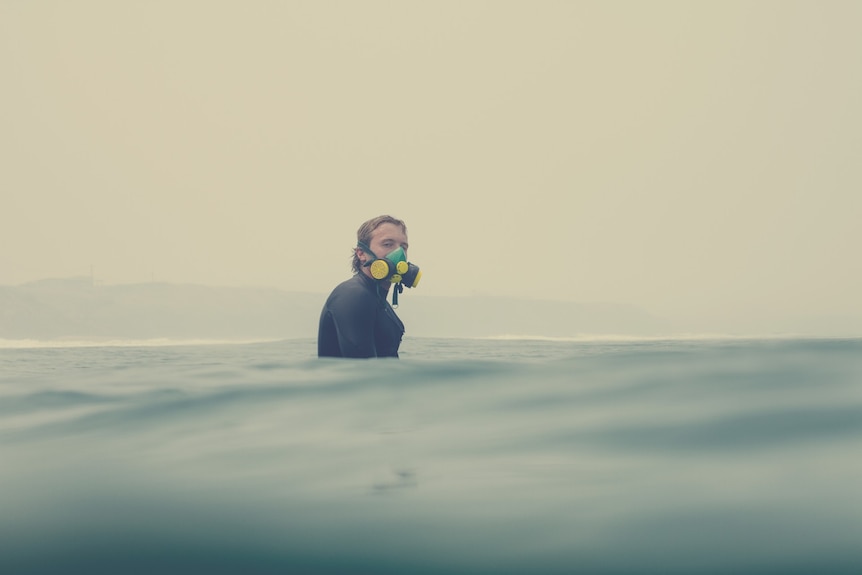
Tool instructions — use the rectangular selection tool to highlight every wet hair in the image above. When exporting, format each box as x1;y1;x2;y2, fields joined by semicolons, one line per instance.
352;215;407;274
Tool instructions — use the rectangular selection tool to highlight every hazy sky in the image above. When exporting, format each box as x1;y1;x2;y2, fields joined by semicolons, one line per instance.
2;1;860;328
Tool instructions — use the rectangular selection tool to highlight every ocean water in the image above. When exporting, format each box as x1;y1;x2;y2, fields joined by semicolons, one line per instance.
1;336;861;574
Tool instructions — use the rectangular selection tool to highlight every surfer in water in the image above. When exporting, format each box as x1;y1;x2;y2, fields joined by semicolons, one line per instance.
318;215;421;358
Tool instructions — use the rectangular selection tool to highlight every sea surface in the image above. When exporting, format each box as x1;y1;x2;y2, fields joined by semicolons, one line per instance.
1;336;861;574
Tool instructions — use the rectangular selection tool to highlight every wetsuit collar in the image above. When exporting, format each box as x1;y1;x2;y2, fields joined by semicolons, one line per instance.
356;272;389;301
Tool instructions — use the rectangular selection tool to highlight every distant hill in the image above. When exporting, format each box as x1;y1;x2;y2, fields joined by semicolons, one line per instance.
0;277;324;340
397;294;669;338
0;277;668;341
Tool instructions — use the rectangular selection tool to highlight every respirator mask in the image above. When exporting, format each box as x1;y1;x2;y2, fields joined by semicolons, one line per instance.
358;241;421;307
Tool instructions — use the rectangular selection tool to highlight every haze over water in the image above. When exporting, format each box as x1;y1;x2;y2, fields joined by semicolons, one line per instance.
2;1;861;336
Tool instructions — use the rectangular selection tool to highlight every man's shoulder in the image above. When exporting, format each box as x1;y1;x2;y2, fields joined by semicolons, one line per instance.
330;274;363;292
327;274;374;302
322;274;379;325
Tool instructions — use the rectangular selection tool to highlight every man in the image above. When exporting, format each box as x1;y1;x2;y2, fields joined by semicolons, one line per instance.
318;215;421;358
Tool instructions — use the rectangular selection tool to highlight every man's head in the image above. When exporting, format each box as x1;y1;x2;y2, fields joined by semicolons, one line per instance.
352;215;408;275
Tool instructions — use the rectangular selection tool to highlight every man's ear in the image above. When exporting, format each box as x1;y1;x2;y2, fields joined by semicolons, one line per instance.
355;247;367;265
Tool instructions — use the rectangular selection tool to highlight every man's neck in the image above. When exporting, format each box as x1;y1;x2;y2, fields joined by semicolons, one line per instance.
360;269;391;292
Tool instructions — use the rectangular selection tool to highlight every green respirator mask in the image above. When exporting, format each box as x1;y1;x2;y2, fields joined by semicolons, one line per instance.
358;241;422;307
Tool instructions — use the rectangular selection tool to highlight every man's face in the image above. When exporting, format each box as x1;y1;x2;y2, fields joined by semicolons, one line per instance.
358;222;409;278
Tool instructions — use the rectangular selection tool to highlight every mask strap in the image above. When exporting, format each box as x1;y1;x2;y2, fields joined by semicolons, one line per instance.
356;241;377;267
392;282;403;308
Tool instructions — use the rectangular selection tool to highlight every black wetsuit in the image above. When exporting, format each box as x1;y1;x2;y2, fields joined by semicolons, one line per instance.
317;273;405;358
